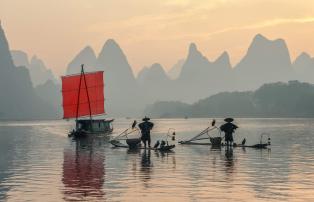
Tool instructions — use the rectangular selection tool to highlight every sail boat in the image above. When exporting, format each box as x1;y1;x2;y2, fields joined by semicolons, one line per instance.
62;64;113;138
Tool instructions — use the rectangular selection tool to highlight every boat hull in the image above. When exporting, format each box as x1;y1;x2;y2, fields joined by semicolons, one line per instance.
69;119;114;138
69;129;113;138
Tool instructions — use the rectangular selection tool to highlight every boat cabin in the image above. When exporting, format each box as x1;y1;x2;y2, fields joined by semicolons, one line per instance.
76;119;113;134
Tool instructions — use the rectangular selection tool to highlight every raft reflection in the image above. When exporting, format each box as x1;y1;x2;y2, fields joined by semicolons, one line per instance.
224;147;235;173
62;137;106;201
140;150;153;184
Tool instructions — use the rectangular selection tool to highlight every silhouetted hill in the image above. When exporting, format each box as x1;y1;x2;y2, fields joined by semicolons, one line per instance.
96;39;140;116
29;56;57;85
234;34;293;90
0;24;56;120
0;25;14;69
175;43;213;102
137;63;173;102
97;39;136;85
137;63;170;85
293;52;314;83
179;43;211;81
35;80;62;117
11;50;58;86
145;81;314;118
167;59;184;80
213;52;232;75
10;50;28;67
174;43;233;102
210;51;234;90
137;66;150;84
252;81;314;117
67;46;97;74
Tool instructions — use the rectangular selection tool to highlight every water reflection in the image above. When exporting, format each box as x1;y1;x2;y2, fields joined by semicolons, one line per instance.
62;137;106;201
140;150;153;184
1;119;314;201
157;151;177;170
224;147;234;173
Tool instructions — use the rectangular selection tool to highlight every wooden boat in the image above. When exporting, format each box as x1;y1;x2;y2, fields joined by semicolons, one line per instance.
62;64;113;138
68;119;114;137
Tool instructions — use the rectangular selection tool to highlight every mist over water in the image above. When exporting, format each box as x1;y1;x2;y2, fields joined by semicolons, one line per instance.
0;118;314;201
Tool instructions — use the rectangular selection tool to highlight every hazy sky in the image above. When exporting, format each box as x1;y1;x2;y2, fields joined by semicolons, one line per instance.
1;0;314;75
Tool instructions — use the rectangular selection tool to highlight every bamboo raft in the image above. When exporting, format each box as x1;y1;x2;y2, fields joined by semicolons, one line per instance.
178;121;271;149
111;139;175;151
179;141;269;149
110;127;176;151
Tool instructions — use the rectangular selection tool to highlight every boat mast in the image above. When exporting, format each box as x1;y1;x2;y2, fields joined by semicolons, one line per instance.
75;65;83;129
81;64;93;131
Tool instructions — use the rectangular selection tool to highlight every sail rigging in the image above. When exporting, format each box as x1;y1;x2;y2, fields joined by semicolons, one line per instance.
62;70;105;119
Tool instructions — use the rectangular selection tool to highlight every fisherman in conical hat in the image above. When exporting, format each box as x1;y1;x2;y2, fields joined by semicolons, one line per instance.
220;118;238;146
138;116;154;148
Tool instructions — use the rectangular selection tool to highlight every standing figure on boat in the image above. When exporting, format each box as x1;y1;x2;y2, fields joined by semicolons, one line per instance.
220;118;238;146
138;117;154;148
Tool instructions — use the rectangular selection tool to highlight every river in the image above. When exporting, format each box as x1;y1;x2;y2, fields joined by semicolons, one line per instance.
0;118;313;201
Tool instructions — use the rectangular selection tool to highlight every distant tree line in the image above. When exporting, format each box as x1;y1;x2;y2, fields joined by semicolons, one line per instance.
144;81;314;118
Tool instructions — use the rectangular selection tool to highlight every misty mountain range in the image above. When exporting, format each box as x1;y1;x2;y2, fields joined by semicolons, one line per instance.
0;23;57;120
10;50;58;87
64;33;314;117
9;42;62;118
1;21;314;119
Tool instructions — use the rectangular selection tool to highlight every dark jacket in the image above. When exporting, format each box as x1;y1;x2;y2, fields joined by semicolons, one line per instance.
220;122;238;142
138;121;154;137
220;122;238;135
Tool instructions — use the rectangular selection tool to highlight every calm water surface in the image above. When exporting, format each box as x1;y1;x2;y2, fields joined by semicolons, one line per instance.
0;118;314;202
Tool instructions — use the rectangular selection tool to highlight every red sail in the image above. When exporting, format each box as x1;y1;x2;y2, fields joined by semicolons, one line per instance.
62;71;104;119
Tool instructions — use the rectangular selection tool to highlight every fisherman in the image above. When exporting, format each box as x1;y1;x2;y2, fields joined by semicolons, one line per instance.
220;118;238;146
138;116;154;148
